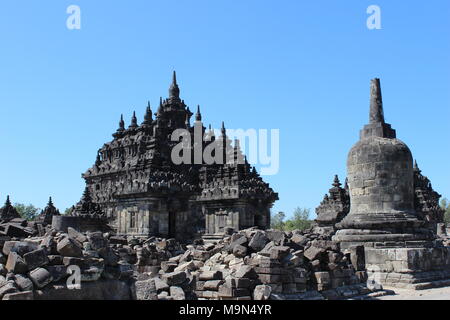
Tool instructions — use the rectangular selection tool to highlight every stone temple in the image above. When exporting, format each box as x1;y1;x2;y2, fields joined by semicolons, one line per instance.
74;72;278;241
314;78;449;288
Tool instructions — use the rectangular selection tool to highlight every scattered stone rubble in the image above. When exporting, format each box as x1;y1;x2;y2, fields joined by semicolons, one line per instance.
132;227;379;301
1;219;384;300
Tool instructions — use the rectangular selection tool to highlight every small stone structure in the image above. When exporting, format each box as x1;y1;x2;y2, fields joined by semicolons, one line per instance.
328;78;448;289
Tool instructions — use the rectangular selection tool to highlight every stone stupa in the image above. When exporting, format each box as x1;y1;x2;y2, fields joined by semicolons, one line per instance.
333;78;434;249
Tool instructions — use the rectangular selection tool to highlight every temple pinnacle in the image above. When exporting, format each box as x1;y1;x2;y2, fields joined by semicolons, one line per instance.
129;111;138;129
169;71;180;99
118;114;125;131
369;78;385;124
195;105;202;121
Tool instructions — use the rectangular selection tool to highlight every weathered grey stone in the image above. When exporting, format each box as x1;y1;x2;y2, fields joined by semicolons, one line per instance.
153;277;169;292
304;246;325;261
6;252;28;274
198;270;222;281
2;290;34;300
28;268;53;289
46;265;68;282
349;245;365;271
203;280;223;291
68;227;87;243
134;279;157;300
269;246;290;260
57;237;83;257
23;248;49;270
234;265;257;279
248;231;269;252
14;274;34;291
162;271;186;286
169;286;185;300
233;245;247;258
2;241;38;256
0;281;18;299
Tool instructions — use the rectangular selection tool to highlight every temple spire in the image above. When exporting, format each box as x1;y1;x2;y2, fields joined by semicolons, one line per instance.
5;195;11;207
129;111;138;129
195;105;202;122
48;196;53;207
169;71;180;99
142;101;153;125
333;175;341;188
221;121;226;136
369;78;385;124
118;114;125;132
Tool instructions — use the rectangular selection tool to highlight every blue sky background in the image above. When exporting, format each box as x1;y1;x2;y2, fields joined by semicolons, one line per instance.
0;1;449;218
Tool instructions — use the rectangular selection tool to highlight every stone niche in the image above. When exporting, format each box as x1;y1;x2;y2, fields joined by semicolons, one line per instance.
113;197;203;241
203;201;270;238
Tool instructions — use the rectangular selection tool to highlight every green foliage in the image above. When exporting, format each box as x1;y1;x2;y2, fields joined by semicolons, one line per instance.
271;207;313;231
64;207;73;215
270;211;286;230
13;203;41;221
441;198;450;224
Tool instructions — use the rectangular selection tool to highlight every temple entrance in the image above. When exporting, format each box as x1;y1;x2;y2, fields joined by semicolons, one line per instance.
168;211;176;238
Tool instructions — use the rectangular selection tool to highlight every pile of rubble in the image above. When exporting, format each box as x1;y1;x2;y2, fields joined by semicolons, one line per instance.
133;228;375;301
1;220;381;300
0;227;135;300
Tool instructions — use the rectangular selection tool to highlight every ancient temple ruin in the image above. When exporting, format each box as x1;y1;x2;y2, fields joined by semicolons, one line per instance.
314;78;448;288
79;72;278;240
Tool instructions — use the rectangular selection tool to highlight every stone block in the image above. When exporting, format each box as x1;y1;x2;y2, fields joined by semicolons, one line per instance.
314;272;331;284
57;237;83;257
253;284;271;300
87;231;107;250
258;274;281;284
304;246;325;261
2;291;34;300
255;266;282;274
2;241;38;256
28;268;53;289
162;271;187;286
269;246;291;260
234;265;257;279
248;231;269;252
6;252;28;274
233;245;247;258
23;248;49;270
68;227;87;243
198;270;222;281
153;277;169;292
0;282;18;299
14;274;33;291
169;286;185;300
46;265;68;282
134;279;157;300
348;245;365;271
203;280;223;291
174;261;197;272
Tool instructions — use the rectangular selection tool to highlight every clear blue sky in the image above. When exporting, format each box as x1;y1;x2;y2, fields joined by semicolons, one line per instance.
0;1;449;218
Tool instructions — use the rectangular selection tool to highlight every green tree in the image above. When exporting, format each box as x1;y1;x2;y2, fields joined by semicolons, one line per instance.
284;207;312;231
441;198;450;224
14;203;41;221
270;211;286;230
